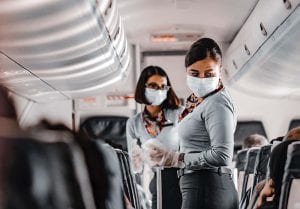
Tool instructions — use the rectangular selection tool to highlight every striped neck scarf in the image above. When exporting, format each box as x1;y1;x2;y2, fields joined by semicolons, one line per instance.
142;108;166;137
179;85;224;121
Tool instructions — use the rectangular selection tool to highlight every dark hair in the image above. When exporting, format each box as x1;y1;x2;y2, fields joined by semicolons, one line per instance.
185;37;222;67
135;66;180;109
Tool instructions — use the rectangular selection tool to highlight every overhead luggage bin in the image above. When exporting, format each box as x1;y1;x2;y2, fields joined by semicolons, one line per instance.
224;0;300;99
0;0;130;102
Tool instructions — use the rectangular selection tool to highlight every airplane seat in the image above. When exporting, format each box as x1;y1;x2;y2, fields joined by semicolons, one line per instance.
115;149;141;209
252;145;272;193
239;147;260;209
0;130;130;209
279;141;300;209
79;116;132;209
0;138;88;209
44;142;90;209
0;85;92;208
75;137;125;209
94;142;126;209
246;145;272;209
288;119;300;131
270;136;284;145
236;149;248;199
80;116;129;151
234;121;267;153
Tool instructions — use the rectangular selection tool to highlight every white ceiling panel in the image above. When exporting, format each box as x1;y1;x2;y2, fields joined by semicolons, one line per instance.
0;52;68;102
0;0;130;101
117;0;259;51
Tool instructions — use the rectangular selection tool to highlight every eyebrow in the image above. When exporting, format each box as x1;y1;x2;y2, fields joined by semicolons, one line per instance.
188;69;199;73
204;69;214;72
188;68;215;73
146;82;166;86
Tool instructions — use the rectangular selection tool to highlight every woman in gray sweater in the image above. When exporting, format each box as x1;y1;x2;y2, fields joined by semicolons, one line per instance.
146;38;238;209
126;66;183;209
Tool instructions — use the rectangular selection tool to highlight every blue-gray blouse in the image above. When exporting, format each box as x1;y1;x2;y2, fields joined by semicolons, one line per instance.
178;89;237;170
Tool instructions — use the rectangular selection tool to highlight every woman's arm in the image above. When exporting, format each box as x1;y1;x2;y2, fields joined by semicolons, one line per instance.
126;119;144;173
184;101;236;169
126;119;135;160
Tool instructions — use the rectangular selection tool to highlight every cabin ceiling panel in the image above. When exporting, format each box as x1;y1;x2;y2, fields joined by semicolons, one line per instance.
0;0;130;101
117;0;259;51
0;53;69;102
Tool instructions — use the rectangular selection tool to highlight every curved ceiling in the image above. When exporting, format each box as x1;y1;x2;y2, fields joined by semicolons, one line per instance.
117;0;259;51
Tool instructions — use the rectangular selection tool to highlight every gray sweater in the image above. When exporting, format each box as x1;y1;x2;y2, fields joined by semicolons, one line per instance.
178;89;237;170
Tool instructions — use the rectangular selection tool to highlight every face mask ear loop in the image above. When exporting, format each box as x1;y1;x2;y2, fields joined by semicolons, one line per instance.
218;79;223;88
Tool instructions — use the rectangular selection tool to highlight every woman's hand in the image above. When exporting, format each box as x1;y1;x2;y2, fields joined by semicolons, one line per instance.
143;139;182;167
147;144;168;166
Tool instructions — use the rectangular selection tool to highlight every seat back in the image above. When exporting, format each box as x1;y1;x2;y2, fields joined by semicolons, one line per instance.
252;145;272;194
76;138;125;209
116;149;141;209
288;119;300;131
279;141;300;209
2;133;125;209
239;147;260;209
96;143;126;209
234;121;267;153
0;137;88;209
80;116;129;151
236;149;248;199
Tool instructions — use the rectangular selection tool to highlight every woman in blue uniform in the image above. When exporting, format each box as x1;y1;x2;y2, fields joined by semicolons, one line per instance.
146;38;238;209
126;66;183;209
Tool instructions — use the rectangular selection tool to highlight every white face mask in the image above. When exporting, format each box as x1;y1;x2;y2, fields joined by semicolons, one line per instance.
186;75;219;97
145;88;168;106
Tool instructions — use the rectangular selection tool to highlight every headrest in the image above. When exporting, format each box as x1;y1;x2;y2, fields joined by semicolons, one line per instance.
245;147;260;174
236;149;248;171
285;141;300;172
80;116;129;151
234;121;267;151
289;119;300;131
254;144;272;174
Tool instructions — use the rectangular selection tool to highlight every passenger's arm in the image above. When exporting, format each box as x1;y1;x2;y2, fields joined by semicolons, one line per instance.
256;179;275;208
184;101;236;169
